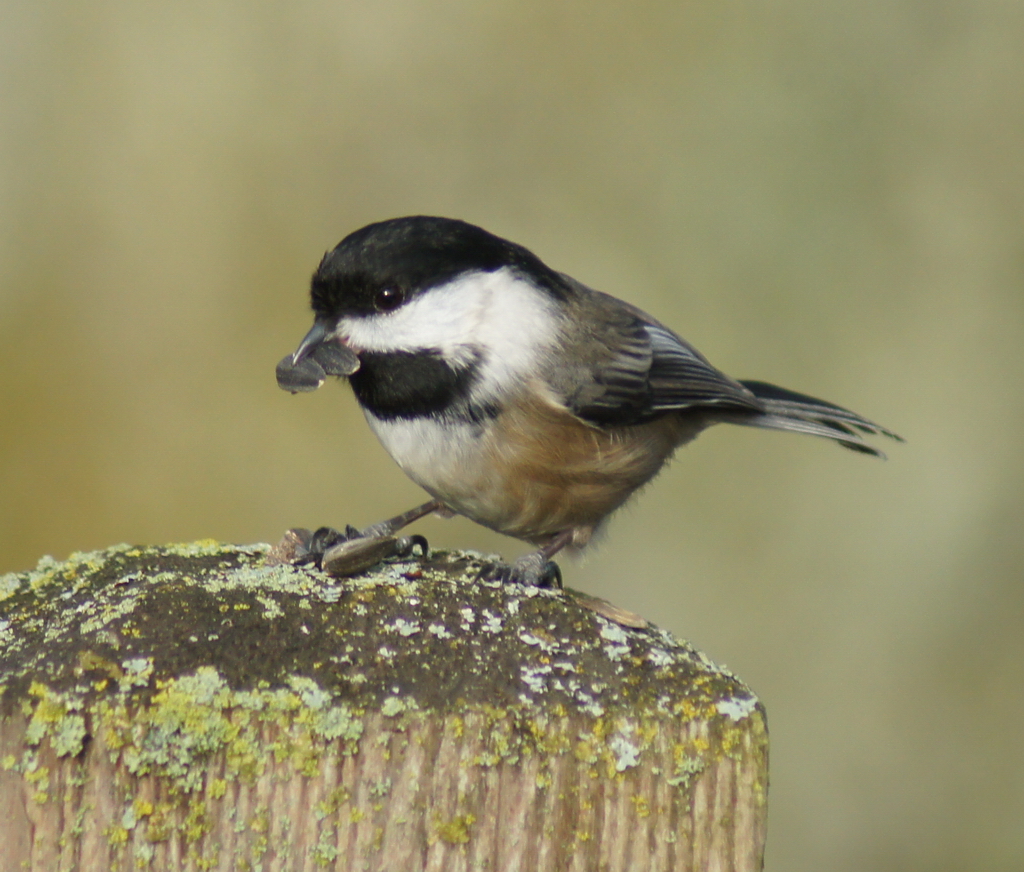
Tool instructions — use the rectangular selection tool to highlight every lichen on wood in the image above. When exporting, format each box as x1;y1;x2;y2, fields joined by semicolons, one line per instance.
0;541;768;871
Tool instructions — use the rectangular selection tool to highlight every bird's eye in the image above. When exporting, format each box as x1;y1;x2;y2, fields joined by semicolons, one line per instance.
374;286;405;312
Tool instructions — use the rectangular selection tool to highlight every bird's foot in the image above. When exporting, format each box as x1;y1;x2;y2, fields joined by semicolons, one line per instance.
480;553;563;589
296;525;362;561
268;500;441;577
274;525;428;577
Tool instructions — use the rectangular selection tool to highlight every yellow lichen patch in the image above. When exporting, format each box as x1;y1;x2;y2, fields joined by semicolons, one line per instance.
434;813;476;845
315;785;350;819
631;794;652;818
573;737;598;764
144;804;176;842
184;798;211;843
106;824;130;845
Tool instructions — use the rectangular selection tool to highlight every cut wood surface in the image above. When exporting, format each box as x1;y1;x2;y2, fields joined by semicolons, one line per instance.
0;542;768;871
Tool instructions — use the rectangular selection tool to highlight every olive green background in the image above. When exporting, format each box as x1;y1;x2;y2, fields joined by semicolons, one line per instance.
2;2;1022;870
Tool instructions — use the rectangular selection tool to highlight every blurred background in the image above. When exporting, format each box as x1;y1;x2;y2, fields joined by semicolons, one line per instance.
2;1;1022;869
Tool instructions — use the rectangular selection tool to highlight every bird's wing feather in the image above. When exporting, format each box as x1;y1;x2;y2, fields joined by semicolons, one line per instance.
553;287;761;427
643;325;761;410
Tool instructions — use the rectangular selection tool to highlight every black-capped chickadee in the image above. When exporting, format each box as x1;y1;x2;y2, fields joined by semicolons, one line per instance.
278;216;900;586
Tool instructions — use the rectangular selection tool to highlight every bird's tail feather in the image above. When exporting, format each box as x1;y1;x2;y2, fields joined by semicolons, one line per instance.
727;380;903;458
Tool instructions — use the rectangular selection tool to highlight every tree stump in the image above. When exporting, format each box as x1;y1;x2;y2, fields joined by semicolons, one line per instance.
0;541;768;871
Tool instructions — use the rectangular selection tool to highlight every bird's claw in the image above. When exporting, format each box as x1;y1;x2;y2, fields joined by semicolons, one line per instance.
480;555;562;589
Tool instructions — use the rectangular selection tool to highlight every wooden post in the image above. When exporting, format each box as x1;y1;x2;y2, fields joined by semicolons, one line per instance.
0;542;768;871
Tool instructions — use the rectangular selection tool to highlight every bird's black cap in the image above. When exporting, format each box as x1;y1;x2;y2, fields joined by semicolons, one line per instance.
310;216;572;319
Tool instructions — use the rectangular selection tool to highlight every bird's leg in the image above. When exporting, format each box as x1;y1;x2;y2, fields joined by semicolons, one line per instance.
483;529;574;589
357;499;445;540
284;499;443;576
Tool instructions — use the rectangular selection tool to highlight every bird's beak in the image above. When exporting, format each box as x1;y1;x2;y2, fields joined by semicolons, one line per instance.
291;320;330;365
276;320;360;394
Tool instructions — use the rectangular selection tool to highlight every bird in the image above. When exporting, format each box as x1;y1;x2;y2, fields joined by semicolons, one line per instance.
277;215;901;586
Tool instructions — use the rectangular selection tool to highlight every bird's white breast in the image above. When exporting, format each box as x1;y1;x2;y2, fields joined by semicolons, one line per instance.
362;411;496;509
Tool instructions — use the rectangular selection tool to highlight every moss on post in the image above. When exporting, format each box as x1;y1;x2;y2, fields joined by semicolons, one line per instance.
0;542;768;871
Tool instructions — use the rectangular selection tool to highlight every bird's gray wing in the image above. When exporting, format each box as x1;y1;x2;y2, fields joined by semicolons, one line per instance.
553;288;761;427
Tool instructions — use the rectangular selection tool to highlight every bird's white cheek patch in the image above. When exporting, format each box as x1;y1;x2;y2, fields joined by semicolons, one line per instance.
336;268;560;389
